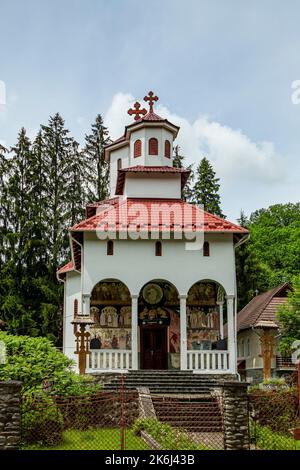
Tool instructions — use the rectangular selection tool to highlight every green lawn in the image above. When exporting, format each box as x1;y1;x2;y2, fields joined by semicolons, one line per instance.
23;428;149;450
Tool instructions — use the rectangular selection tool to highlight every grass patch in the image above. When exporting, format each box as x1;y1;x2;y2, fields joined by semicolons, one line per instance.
22;428;149;450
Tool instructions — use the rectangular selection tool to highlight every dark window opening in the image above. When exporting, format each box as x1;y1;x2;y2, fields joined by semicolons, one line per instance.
203;241;210;257
107;240;114;255
117;158;122;170
155;241;162;256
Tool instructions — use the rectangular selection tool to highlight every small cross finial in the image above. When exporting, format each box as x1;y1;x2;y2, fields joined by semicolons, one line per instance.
144;91;159;113
127;101;147;121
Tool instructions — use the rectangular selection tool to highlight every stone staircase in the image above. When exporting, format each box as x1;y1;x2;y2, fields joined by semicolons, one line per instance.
151;395;223;432
99;370;234;394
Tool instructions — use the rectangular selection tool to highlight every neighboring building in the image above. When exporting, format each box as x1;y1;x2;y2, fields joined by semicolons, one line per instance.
57;91;249;375
236;283;296;383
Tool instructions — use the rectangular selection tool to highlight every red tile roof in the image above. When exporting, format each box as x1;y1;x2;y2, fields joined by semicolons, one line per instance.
57;260;74;275
236;283;291;332
115;166;191;195
70;197;249;235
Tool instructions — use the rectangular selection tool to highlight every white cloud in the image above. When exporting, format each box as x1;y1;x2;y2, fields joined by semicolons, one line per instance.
104;92;285;185
104;92;135;139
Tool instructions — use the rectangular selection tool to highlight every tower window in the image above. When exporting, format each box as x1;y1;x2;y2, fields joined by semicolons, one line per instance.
203;241;210;257
107;240;114;255
155;241;162;256
164;140;171;158
149;137;158;155
134;139;142;158
117;158;122;170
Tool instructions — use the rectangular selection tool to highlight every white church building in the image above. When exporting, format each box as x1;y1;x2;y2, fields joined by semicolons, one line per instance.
58;91;248;375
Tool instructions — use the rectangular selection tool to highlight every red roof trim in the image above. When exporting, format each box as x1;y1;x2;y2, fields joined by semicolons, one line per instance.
57;260;74;275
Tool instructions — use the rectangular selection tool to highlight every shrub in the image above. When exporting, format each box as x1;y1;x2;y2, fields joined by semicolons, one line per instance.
0;332;100;396
133;418;208;450
250;419;298;450
22;394;64;447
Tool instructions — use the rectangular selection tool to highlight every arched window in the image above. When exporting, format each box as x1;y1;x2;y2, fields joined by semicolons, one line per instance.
246;338;250;357
203;241;210;257
149;137;158;156
74;299;78;319
164;140;171;158
155;241;162;256
134;139;142;158
107;240;114;256
117;158;122;170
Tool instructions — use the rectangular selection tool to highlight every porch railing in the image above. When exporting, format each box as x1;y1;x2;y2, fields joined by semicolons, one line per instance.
187;350;229;373
88;349;132;371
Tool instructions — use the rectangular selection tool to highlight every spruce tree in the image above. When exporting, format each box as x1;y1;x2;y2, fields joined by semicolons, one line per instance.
84;114;110;201
41;113;73;274
173;145;194;201
191;157;224;217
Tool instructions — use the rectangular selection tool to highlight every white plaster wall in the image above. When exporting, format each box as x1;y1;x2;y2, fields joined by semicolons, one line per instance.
123;174;181;199
129;127;174;167
64;271;81;364
109;146;130;197
237;329;277;370
82;233;236;297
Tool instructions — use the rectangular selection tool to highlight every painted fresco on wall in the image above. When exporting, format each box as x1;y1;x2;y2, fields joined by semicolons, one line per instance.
90;327;131;350
91;281;131;304
187;282;216;306
169;309;180;353
89;281;132;350
186;281;221;351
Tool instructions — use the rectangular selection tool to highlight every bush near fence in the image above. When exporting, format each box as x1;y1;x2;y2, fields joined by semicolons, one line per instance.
248;388;299;450
132;418;209;450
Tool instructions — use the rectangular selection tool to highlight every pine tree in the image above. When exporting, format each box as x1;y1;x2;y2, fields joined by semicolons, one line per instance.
41;113;73;274
173;145;194;201
65;139;85;226
84;114;110;201
191;157;224;217
0;144;9;268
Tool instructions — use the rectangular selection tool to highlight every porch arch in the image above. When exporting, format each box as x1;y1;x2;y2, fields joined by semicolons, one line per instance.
137;279;180;370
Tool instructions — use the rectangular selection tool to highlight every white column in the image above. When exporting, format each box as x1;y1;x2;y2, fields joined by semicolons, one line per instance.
226;295;236;373
217;301;224;340
82;293;90;316
180;295;187;370
131;295;138;370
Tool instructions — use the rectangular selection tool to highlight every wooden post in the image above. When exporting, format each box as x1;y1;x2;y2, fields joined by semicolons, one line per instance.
260;330;275;381
72;316;95;375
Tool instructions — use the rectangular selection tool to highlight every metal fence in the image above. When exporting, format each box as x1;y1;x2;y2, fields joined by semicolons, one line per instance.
21;376;225;450
248;390;299;450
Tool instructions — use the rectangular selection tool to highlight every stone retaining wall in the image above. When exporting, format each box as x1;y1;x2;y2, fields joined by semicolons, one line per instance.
221;382;250;450
0;381;22;450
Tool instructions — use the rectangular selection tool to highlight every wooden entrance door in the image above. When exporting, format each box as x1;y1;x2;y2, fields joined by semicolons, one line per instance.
140;326;167;369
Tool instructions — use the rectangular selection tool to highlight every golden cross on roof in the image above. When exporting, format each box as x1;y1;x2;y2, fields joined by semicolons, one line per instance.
127;101;147;121
144;91;159;113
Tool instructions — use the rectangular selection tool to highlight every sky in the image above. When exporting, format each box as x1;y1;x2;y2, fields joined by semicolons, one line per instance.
0;0;300;222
